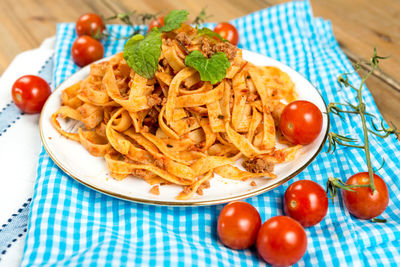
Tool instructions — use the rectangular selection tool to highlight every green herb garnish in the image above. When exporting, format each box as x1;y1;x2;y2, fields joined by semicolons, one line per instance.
160;10;189;32
123;9;189;79
123;9;230;83
123;29;162;79
185;50;230;85
197;27;227;42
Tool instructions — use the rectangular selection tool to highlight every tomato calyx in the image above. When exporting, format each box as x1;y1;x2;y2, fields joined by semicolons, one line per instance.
326;176;369;203
91;29;108;40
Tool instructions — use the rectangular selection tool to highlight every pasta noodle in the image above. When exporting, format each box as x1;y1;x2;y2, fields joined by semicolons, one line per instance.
51;23;299;199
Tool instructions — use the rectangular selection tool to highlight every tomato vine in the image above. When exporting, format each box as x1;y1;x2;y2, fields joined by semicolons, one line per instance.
326;48;399;197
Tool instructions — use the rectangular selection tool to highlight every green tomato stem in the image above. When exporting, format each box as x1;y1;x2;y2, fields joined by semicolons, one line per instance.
358;71;376;192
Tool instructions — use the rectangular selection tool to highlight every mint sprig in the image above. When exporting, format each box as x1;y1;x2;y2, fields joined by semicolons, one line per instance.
185;50;230;85
123;29;162;79
160;10;189;32
123;9;190;79
123;9;230;83
197;27;227;42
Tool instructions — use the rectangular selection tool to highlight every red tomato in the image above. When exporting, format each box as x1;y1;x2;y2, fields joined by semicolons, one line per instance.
342;172;389;219
11;75;51;114
217;201;261;249
148;17;165;32
279;100;323;145
71;36;104;67
257;216;307;266
284;180;328;227
214;22;239;45
76;13;105;38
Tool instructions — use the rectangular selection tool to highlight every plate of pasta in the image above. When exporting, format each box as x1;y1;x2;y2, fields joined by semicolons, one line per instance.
40;22;329;205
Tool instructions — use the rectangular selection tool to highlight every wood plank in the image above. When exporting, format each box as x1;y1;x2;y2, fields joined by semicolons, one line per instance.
102;0;268;22
361;69;400;129
310;0;400;90
0;0;116;74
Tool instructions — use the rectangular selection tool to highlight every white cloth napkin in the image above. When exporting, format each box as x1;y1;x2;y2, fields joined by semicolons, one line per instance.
0;37;55;266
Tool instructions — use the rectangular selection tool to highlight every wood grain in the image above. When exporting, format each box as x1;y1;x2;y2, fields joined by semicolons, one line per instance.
308;0;400;132
0;0;399;129
311;0;400;87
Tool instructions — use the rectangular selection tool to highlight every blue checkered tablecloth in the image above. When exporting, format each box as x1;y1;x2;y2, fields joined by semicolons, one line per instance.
20;1;400;266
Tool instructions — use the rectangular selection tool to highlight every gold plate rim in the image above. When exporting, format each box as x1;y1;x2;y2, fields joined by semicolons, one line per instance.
39;53;330;207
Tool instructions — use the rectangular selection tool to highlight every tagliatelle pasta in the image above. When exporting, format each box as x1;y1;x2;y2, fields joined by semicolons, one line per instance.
51;22;300;199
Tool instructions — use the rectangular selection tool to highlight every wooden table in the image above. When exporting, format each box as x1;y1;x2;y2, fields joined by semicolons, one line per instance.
1;0;399;128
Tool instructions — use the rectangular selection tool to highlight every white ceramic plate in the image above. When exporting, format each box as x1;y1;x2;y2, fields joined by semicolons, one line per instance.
40;50;329;206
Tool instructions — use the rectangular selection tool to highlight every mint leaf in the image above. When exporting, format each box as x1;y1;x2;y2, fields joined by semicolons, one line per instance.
123;29;162;79
185;50;230;85
124;34;144;47
160;10;189;32
197;27;227;42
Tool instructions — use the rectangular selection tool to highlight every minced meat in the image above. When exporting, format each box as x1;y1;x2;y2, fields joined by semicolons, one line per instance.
176;32;191;46
200;38;238;60
215;42;238;60
242;155;275;173
147;94;162;107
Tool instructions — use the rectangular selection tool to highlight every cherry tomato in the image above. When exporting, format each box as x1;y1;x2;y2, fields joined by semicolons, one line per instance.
217;201;261;249
257;216;307;266
148;17;164;32
71;36;104;67
214;22;239;45
279;100;323;145
11;75;51;114
342;172;389;220
284;180;328;227
76;13;105;38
